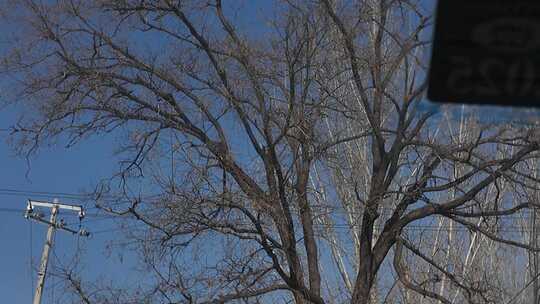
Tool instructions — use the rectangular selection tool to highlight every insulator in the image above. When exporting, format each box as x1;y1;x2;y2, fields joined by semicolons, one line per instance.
79;229;90;237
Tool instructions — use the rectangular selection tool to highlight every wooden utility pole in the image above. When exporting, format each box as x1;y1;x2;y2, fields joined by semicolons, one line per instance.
33;204;58;304
25;199;90;304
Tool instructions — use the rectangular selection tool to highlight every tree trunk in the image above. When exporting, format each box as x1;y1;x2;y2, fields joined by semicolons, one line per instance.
351;211;377;304
351;274;374;304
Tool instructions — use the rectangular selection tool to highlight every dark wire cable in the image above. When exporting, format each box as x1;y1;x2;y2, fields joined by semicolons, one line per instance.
0;188;161;207
0;207;22;213
1;187;538;215
0;188;114;199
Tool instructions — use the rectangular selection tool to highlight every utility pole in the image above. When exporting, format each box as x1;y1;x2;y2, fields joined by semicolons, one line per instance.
25;198;90;304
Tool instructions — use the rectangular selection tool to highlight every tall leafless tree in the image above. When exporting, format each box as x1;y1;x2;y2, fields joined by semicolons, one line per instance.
2;1;540;303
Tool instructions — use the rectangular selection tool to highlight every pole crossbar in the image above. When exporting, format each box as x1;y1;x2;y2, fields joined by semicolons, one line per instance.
25;198;90;304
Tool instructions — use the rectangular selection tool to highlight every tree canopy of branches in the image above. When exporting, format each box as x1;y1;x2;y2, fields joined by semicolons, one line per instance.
2;1;540;303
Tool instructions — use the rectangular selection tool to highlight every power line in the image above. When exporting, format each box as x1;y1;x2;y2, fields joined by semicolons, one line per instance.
4;205;538;234
2;188;538;235
0;207;22;213
83;221;540;236
0;189;162;213
0;187;162;200
64;216;117;226
2;187;538;217
0;189;95;200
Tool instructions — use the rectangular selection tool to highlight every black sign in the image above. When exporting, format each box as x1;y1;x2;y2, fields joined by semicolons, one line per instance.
428;0;540;107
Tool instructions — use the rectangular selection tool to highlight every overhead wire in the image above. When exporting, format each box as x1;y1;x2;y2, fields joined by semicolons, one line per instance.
3;186;539;218
85;220;540;237
89;224;540;249
5;204;539;234
0;188;112;199
0;187;158;209
3;187;540;237
3;205;538;229
0;207;22;213
0;190;94;201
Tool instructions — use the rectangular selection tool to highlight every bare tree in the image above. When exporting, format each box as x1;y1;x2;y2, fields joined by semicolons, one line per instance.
2;1;540;304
